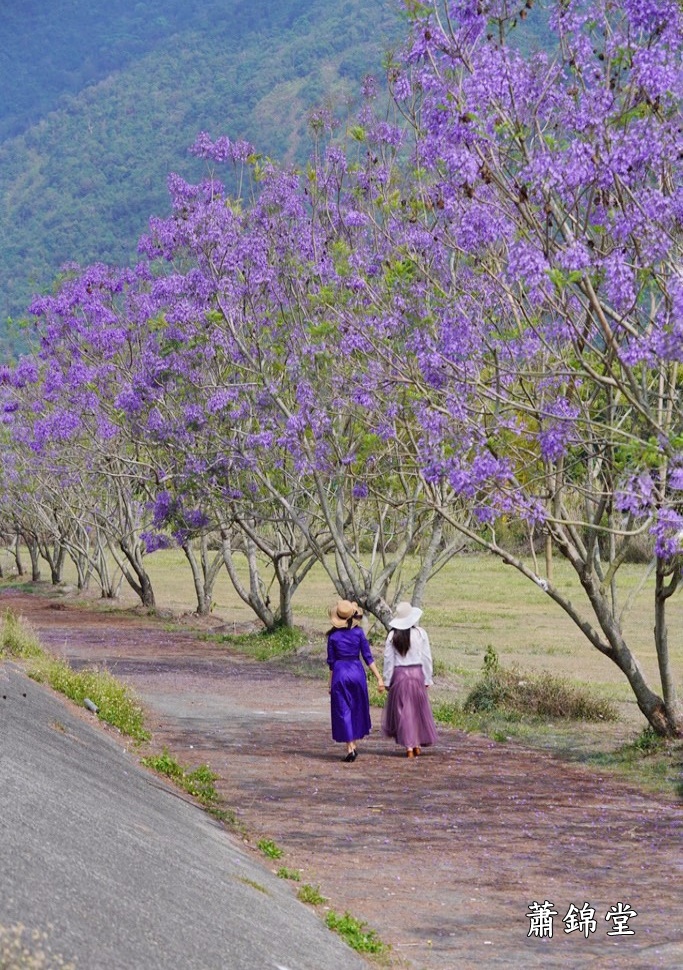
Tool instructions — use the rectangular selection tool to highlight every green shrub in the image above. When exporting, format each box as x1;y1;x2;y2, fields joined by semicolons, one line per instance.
431;701;480;731
367;675;386;708
463;649;618;722
629;726;665;755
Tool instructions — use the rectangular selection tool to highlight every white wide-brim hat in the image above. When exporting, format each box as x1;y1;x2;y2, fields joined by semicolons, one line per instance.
389;601;423;630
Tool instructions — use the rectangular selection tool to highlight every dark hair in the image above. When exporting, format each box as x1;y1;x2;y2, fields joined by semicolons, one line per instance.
391;627;412;657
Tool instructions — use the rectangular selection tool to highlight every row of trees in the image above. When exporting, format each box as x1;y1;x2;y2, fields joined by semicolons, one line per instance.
2;0;681;735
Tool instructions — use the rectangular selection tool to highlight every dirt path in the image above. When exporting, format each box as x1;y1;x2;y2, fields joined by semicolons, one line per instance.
5;589;682;970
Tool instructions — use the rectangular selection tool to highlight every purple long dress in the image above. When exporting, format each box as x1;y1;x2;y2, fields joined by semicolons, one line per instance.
327;627;374;742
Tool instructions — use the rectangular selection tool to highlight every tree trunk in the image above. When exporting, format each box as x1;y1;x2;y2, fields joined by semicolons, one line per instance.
432;507;683;738
220;529;276;629
181;537;224;616
38;540;66;585
545;532;553;585
25;537;41;582
572;561;681;737
411;517;443;607
113;536;155;609
277;572;294;629
654;558;683;736
50;544;66;585
14;535;24;576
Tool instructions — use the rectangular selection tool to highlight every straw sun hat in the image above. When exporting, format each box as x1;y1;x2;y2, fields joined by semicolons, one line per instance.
389;601;423;630
329;599;363;628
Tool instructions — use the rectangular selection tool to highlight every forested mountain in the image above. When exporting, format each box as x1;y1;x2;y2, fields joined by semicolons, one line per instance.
0;0;401;350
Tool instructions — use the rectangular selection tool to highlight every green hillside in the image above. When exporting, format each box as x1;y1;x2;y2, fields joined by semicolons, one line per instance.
0;0;401;349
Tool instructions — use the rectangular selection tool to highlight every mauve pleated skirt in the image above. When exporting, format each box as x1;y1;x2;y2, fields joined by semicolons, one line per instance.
382;665;438;748
330;659;372;742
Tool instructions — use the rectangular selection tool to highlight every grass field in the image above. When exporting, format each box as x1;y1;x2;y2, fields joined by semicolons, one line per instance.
3;545;682;791
8;546;681;712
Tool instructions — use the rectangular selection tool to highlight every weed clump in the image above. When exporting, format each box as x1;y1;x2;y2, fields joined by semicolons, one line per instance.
276;867;301;881
297;884;326;905
0;609;42;659
140;749;236;824
256;838;284;860
324;911;388;954
463;647;618;722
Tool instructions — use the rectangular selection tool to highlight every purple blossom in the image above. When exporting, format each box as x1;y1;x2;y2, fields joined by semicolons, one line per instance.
506;242;550;304
12;357;39;388
140;531;174;554
650;508;683;559
152;491;177;528
207;388;238;413
624;0;681;33
391;74;411;101
184;509;211;530
361;75;378;100
603;252;636;312
615;472;656;516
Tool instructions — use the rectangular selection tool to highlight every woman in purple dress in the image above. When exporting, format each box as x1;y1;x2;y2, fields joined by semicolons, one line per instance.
327;600;385;761
382;601;438;758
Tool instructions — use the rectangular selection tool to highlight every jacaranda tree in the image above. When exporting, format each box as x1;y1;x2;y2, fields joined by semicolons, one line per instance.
314;0;682;734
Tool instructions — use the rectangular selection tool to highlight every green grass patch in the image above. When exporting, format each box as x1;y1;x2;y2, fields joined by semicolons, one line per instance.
256;838;284;860
367;675;386;708
297;884;326;905
141;749;222;807
432;657;450;677
0;608;151;745
238;876;269;894
276;866;301;881
0;609;43;659
213;625;307;660
580;729;683;793
324;911;388;955
28;654;150;741
431;700;478;731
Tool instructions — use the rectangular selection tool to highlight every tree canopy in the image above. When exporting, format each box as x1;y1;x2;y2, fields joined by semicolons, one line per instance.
1;0;682;736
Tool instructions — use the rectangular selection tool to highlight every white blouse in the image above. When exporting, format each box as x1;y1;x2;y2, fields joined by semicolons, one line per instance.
382;626;433;687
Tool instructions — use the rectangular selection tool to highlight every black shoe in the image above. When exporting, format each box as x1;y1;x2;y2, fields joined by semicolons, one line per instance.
343;750;358;762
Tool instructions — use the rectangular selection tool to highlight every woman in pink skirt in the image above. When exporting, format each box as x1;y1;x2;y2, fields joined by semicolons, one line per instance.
382;602;438;758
